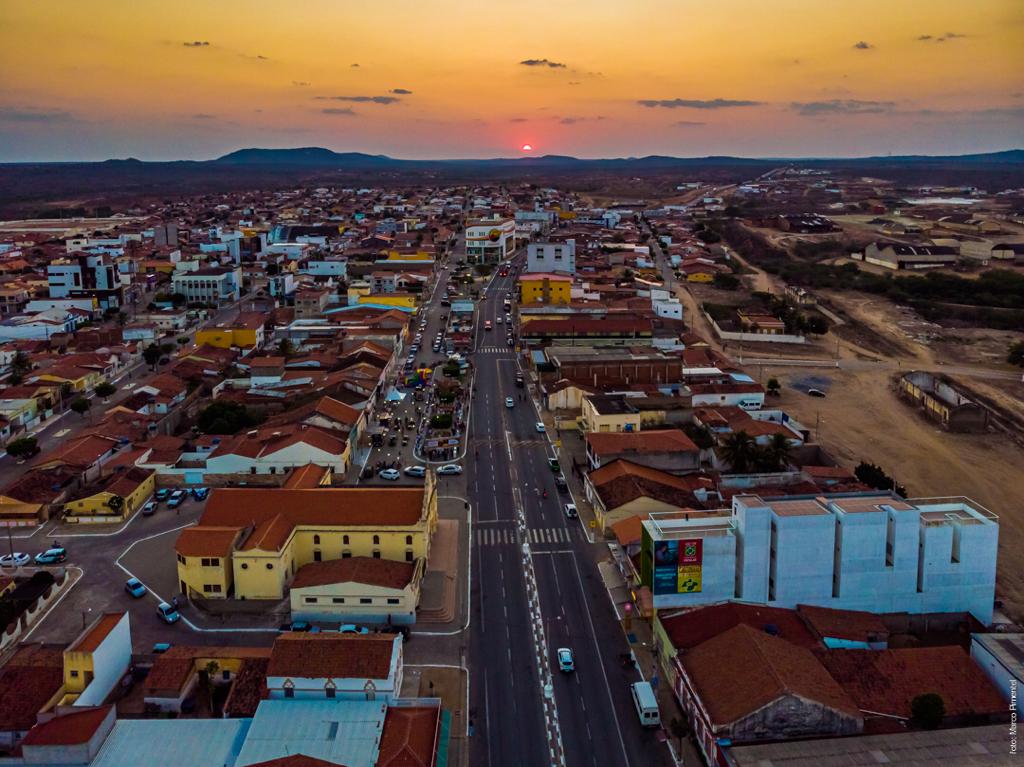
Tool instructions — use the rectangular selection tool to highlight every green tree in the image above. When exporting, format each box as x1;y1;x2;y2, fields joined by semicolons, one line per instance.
719;431;759;473
197;401;262;435
159;343;176;355
106;495;125;515
94;382;116;399
278;338;295;358
177;336;190;346
199;660;221;713
69;397;91;416
855;461;907;497
713;273;740;290
9;351;31;384
1009;341;1024;367
668;717;689;753
5;436;38;459
766;377;781;396
143;343;162;369
760;432;793;471
910;692;945;729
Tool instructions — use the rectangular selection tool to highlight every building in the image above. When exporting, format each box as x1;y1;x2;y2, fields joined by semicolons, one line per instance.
990;242;1024;263
290;557;424;625
639;492;999;622
898;371;990;432
465;218;515;262
970;632;1024;702
47;254;123;311
61;612;132;707
527;240;576;274
584;459;713;532
518;273;572;305
580;394;643;434
62;467;155;523
171;266;241;305
295;287;332;319
585;429;701;471
266;633;403;701
194;312;265;350
859;242;958;270
175;480;438;600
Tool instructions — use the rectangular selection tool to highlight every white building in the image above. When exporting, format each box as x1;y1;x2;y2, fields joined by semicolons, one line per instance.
641;493;999;623
527;240;576;274
47;254;122;310
303;258;348;279
265;633;403;701
465;218;515;263
171;267;241;305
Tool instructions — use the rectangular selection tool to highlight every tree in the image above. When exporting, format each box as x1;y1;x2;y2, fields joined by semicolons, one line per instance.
197;401;261;435
278;338;295;358
143;343;162;369
668;717;689;753
910;692;945;729
106;495;125;515
1009;341;1024;367
159;343;176;355
9;351;31;384
94;382;116;399
855;461;907;497
199;660;220;713
69;397;91;416
116;312;127;327
177;336;190;346
5;436;38;459
766;377;781;396
760;432;793;471
713;273;740;290
719;431;759;473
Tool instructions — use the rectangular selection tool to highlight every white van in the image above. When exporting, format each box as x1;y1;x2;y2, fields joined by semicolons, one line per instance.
630;681;660;727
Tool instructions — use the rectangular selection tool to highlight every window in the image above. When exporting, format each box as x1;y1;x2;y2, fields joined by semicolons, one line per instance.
270;466;276;474
70;670;79;678
284;687;294;699
373;535;380;545
201;558;220;567
405;550;414;562
313;535;321;545
250;467;257;474
342;551;352;559
332;597;345;604
387;598;400;605
304;597;318;604
405;535;413;545
266;563;274;570
326;687;336;699
343;535;350;545
372;551;381;559
240;563;249;570
177;554;186;565
360;598;372;605
203;584;222;594
313;550;322;562
222;670;231;681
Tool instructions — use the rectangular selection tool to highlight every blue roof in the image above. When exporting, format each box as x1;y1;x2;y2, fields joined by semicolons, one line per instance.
92;719;250;767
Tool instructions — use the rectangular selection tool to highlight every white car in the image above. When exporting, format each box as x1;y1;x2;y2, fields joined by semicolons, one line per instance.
505;397;514;408
0;552;30;567
535;422;546;433
496;316;503;324
404;465;427;477
436;464;463;476
564;503;578;518
557;647;575;672
379;468;401;481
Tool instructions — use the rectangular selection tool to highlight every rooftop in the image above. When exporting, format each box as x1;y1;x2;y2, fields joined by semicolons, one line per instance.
267;633;399;681
292;556;416;591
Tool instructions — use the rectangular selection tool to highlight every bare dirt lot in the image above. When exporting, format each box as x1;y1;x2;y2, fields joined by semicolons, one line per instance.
768;366;1024;621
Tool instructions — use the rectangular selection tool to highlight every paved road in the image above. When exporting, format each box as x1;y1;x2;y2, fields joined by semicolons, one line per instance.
467;259;668;767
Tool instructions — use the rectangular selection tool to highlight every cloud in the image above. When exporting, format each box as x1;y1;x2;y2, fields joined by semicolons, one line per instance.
255;54;269;60
557;116;605;125
509;117;528;123
0;107;75;123
292;81;310;87
183;40;210;47
316;95;401;104
567;81;581;86
918;32;967;42
637;98;760;109
321;108;357;116
350;63;360;68
943;32;967;39
520;58;567;68
791;99;895;116
673;121;706;127
191;113;216;120
853;41;873;49
916;34;934;41
389;88;413;95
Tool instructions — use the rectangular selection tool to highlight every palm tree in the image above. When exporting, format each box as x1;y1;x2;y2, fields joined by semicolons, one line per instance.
761;432;793;471
719;431;759;473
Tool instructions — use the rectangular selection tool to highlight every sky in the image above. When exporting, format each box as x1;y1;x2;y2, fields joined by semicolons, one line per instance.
0;0;1022;161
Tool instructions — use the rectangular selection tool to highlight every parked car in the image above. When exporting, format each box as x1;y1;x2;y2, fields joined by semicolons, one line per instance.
535;422;546;433
404;465;427;477
125;577;147;598
0;552;30;567
557;647;575;672
436;464;463;476
807;388;827;398
505;397;514;408
548;458;560;472
191;487;209;501
555;475;569;493
34;547;67;565
379;468;401;481
167;490;186;508
339;624;370;635
156;602;180;624
152;642;172;654
515;373;524;388
564;503;578;518
155;488;171;502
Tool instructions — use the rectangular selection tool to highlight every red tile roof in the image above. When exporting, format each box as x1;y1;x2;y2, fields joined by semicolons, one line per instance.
797;604;889;643
246;757;340;767
588;459;712;511
175;526;243;558
661;602;820;651
0;645;65;731
68;612;124;654
586;429;698;456
682;624;859;726
267;634;398;680
282;463;332;489
816;646;1007;719
21;705;112;746
292;557;415;591
377;705;441;767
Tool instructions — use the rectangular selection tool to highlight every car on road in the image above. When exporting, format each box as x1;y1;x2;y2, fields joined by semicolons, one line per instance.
807;388;827;398
515;373;524;387
34;547;67;565
496;316;503;324
142;500;158;516
191;487;209;501
505;397;514;408
0;552;30;567
436;464;463;476
564;503;578;518
555;475;569;493
156;602;180;624
379;468;401;481
484;321;492;331
404;465;427;477
339;624;370;634
167;490;187;508
557;647;575;672
124;578;147;598
155;488;171;502
507;337;514;347
535;422;546;433
548;458;560;472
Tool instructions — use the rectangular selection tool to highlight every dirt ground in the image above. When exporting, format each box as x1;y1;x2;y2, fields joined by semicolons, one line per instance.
769;366;1024;621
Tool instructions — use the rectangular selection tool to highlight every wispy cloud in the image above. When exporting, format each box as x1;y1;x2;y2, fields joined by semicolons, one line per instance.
315;95;401;104
791;99;895;116
918;31;968;42
292;81;310;87
520;58;566;68
637;98;760;109
350;63;360;68
673;121;706;127
0;107;75;123
853;40;873;50
509;117;528;123
191;113;216;120
321;107;357;116
183;40;210;47
390;88;413;95
558;115;605;125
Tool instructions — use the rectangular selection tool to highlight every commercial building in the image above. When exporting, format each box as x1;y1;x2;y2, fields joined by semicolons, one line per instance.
171;266;241;305
47;254;123;311
639;492;999;622
465;218;515;262
859;242;959;270
527;239;576;274
194;312;265;350
518;273;573;305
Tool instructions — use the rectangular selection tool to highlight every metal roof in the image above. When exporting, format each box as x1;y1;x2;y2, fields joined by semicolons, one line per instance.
91;719;250;767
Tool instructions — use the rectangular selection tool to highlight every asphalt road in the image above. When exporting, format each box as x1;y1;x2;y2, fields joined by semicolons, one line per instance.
467;259;668;767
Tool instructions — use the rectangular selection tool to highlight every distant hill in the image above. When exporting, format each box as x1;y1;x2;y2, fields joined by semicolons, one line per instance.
215;147;398;166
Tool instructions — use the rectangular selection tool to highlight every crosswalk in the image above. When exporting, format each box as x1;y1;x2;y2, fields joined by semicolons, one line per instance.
475;526;577;546
476;346;513;353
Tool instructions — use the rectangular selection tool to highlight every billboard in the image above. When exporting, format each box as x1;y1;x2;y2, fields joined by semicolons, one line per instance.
652;538;703;595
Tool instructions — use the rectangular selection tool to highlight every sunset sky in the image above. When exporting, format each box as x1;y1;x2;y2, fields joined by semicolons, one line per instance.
1;0;1021;161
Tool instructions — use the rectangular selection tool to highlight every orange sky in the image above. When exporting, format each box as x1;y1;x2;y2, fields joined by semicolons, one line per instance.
0;0;1021;160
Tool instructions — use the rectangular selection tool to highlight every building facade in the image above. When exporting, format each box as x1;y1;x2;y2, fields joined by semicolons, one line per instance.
527;240;576;274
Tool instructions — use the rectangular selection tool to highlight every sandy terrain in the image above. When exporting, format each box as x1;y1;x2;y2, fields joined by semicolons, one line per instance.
768;366;1024;620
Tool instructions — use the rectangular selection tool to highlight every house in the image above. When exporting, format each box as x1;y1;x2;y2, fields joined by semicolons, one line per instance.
62;467;155;523
583;459;714;531
898;371;990;433
971;632;1024;703
33;433;125;484
580;394;643;434
194;311;265;350
527;240;576;274
202;424;350;478
518;273;572;305
175;481;438;600
736;311;786;335
18;705;116;765
860;242;958;270
0;644;67;751
60;612;132;707
290;557;424;625
266;633;403;701
584;429;701;472
144;645;272;713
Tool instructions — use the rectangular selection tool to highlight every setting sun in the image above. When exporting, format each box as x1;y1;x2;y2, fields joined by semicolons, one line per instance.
521;144;533;152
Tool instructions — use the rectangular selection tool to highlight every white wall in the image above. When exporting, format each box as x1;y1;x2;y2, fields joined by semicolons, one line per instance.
76;614;131;707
